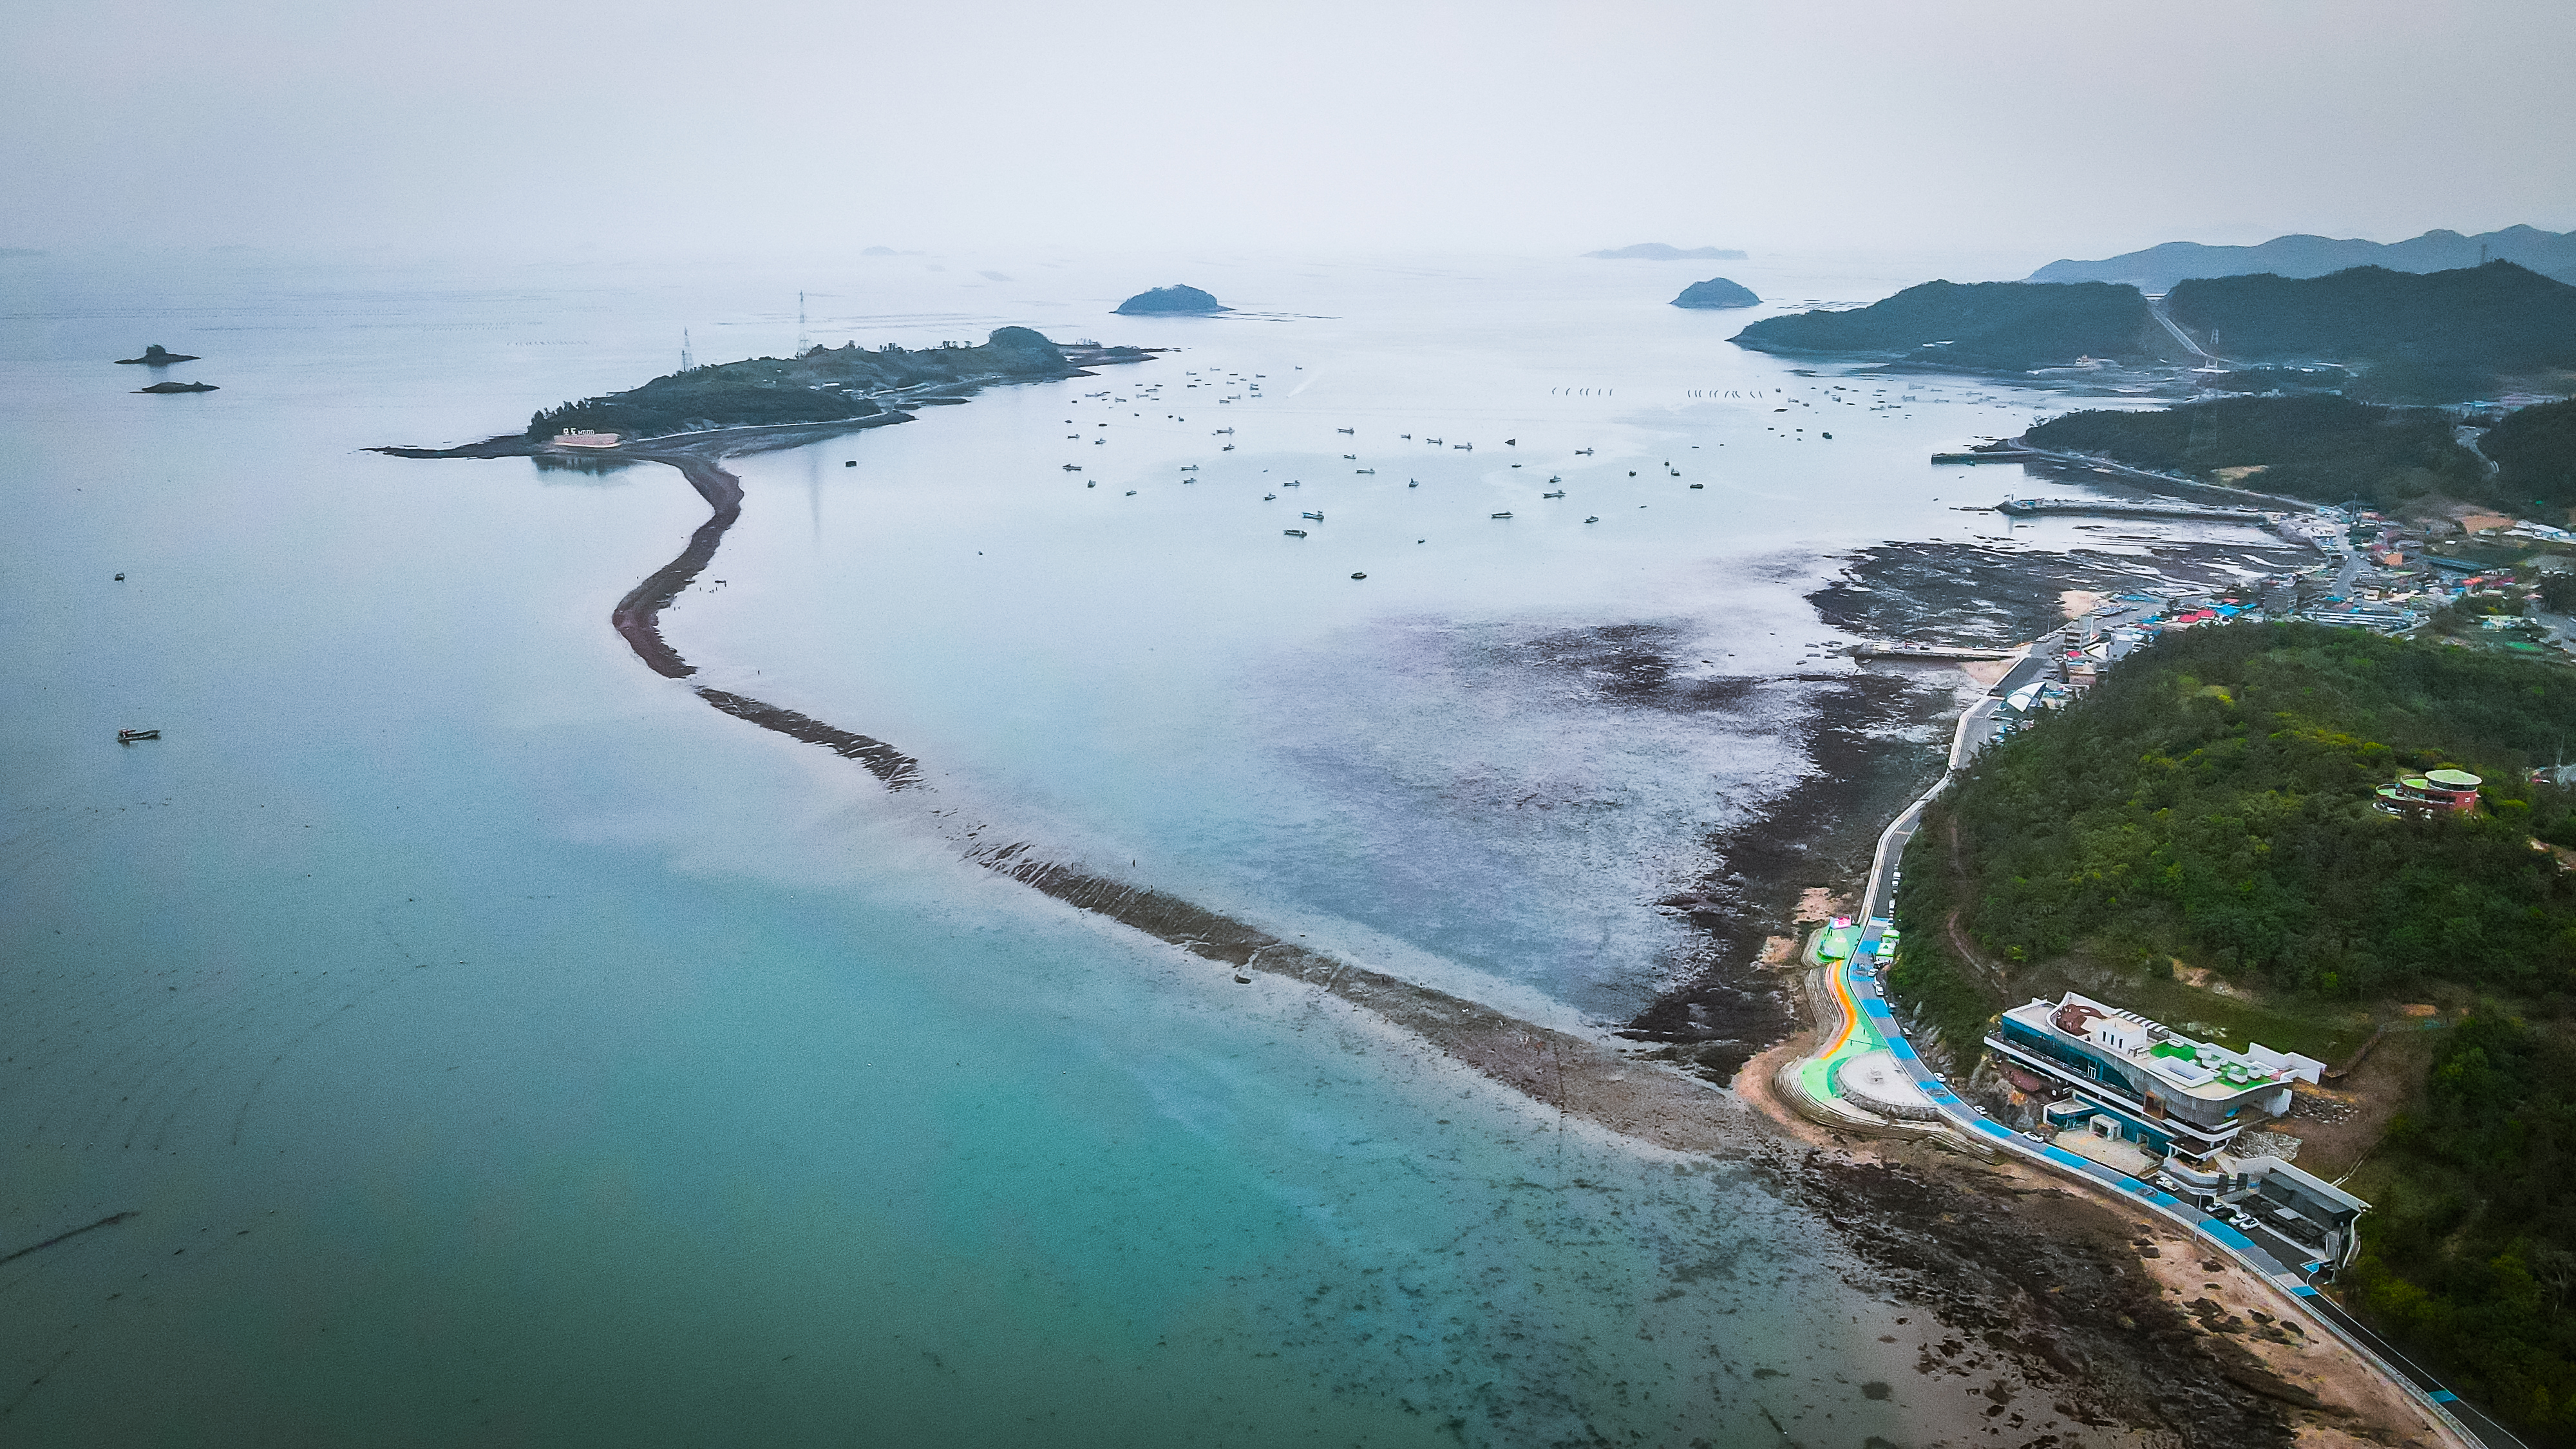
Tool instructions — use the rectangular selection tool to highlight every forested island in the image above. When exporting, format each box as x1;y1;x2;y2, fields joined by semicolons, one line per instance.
1670;276;1759;309
1730;279;2179;371
2169;261;2576;402
2021;393;2576;515
1113;285;1227;316
1888;623;2576;1444
520;327;1132;442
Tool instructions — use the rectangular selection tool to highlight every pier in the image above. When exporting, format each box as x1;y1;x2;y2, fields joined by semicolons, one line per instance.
1992;497;2275;524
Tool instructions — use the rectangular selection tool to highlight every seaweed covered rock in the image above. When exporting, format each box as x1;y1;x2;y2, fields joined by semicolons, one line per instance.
1113;285;1227;316
1672;277;1759;309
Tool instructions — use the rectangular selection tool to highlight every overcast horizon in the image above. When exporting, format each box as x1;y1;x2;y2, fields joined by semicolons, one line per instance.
7;0;2574;265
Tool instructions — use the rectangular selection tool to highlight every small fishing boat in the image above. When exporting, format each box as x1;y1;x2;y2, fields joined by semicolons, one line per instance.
1584;516;1600;524
1284;529;1307;538
1063;464;1083;471
1406;480;1418;488
1350;573;1367;580
1222;444;1235;451
1341;453;1356;460
1490;511;1513;520
1575;448;1594;455
1354;468;1374;475
1302;511;1324;521
1542;490;1564;499
1126;490;1137;496
1180;464;1198;471
117;728;160;743
1263;493;1276;500
1454;442;1472;451
1689;483;1704;489
1336;427;1354;435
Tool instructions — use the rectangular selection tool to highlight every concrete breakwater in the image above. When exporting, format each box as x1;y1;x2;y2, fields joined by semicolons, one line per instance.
1993;497;2277;523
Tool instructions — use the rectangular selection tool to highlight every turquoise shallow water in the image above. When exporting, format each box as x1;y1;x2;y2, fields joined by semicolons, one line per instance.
7;249;2136;1445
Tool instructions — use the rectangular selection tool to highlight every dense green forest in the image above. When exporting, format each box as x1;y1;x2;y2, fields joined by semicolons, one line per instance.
1730;279;2175;370
2351;1009;2576;1441
526;326;1084;440
2166;261;2576;402
1887;623;2576;1442
2487;398;2576;513
2022;394;2490;510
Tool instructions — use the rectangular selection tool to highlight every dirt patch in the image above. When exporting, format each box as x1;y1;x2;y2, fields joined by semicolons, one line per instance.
2129;1220;2460;1448
2282;1028;2437;1179
2062;589;2110;619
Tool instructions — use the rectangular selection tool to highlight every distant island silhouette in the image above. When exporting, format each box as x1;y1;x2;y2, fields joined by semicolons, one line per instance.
1586;243;1747;261
116;345;199;365
2031;224;2576;291
1114;285;1227;316
1671;278;1759;309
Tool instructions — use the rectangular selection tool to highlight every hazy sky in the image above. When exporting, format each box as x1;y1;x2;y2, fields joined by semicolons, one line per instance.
8;0;2573;263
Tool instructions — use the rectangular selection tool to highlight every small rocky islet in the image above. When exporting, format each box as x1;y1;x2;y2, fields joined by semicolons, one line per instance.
115;344;200;365
1671;276;1759;309
1112;284;1227;316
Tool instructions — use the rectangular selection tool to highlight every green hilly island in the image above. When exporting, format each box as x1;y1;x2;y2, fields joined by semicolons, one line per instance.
1730;279;2175;370
1888;622;2576;1444
526;327;1116;440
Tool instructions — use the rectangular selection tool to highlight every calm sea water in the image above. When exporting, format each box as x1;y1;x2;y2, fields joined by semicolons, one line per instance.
5;247;2193;1446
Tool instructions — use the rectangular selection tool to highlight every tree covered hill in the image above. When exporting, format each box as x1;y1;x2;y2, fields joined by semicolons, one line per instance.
1887;623;2576;1443
2167;261;2576;402
2486;398;2576;515
2021;395;2492;511
1905;623;2575;1003
527;327;1086;440
1730;279;2177;370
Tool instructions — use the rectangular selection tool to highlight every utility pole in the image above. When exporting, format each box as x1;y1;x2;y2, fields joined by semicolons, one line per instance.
797;292;808;356
681;328;694;372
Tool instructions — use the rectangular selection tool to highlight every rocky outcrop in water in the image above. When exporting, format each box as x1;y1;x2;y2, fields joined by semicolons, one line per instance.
1672;277;1759;308
116;345;199;365
136;380;217;393
1113;285;1227;316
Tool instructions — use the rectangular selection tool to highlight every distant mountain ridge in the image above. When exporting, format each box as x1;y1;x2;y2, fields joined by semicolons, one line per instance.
2031;225;2576;291
1586;243;1747;260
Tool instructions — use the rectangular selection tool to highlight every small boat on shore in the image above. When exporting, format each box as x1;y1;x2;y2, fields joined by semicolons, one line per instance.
117;728;160;743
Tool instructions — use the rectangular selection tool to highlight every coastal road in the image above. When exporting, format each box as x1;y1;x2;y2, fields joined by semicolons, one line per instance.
2146;294;2224;365
1830;642;2522;1449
